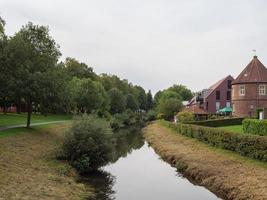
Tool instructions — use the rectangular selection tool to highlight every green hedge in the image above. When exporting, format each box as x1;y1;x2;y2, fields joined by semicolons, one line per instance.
185;118;244;127
161;121;267;162
243;119;267;136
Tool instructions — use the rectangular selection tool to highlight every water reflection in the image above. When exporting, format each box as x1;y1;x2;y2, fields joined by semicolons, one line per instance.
84;127;221;200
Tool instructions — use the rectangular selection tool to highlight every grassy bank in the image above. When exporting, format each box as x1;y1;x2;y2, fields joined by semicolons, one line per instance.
143;122;267;200
0;123;93;200
0;113;72;127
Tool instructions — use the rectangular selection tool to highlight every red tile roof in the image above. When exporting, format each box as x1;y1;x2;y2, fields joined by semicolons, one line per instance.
183;105;208;115
232;56;267;84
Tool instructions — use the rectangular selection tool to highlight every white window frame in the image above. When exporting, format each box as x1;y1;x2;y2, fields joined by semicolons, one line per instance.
259;84;266;95
216;102;220;111
239;85;245;96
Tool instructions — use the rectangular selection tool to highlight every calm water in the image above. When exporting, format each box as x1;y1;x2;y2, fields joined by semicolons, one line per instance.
84;129;221;200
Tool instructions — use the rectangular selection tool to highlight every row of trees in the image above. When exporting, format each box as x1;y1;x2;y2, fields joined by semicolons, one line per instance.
0;18;153;127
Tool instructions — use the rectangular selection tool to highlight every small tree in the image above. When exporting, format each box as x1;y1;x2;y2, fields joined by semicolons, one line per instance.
158;98;183;120
176;111;194;123
62;115;113;173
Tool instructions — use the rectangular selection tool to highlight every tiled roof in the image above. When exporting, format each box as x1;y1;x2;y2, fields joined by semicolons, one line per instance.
183;105;208;115
233;56;267;84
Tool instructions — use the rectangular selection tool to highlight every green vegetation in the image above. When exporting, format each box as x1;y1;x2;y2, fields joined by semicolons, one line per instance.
186;118;244;127
0;113;71;127
218;125;244;133
61;115;113;174
176;111;194;123
243;119;267;136
161;120;267;162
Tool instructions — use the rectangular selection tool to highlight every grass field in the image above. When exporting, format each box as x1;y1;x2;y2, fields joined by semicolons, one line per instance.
218;125;244;133
0;113;72;127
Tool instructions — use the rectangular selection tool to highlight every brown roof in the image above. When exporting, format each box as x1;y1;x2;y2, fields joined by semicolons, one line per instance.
183;105;208;115
206;75;233;99
232;56;267;84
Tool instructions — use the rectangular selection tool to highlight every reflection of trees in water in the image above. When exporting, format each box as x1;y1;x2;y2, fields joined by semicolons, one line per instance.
84;126;144;200
83;170;115;200
110;126;144;163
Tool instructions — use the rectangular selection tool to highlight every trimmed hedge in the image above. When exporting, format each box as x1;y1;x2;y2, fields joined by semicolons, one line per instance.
161;120;267;162
243;119;267;136
185;118;244;127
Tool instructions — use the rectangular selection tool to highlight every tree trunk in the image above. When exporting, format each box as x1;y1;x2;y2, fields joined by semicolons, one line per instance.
27;100;32;128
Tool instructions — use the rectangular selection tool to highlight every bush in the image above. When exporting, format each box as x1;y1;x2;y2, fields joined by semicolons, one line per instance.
61;115;113;174
176;111;194;123
161;120;267;162
243;119;267;136
147;110;157;121
186;118;244;127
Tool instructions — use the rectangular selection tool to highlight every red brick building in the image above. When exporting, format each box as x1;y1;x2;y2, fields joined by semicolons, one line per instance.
188;75;234;114
232;56;267;117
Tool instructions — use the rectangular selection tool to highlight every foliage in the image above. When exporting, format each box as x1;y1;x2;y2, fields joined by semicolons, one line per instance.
161;120;267;162
176;111;194;123
61;115;113;173
186;118;244;127
108;88;126;114
147;109;157;121
243;119;267;136
157;98;183;120
168;84;193;101
126;93;139;111
146;90;153;110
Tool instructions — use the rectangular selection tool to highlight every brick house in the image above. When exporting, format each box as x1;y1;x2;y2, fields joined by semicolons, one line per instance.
232;56;267;117
187;75;234;114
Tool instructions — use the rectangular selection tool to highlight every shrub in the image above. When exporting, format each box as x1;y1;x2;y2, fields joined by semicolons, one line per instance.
176;111;194;123
161;120;267;162
186;118;244;127
147;110;157;121
243;119;267;136
61;115;113;174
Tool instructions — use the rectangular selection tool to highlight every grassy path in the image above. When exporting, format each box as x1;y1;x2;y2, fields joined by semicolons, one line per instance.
0;123;93;200
144;122;267;200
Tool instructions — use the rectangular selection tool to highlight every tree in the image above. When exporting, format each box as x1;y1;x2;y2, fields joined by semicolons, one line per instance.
134;86;147;111
158;98;183;120
126;93;139;111
146;90;153;110
168;84;193;101
10;22;61;127
108;88;126;114
64;57;96;79
0;16;5;36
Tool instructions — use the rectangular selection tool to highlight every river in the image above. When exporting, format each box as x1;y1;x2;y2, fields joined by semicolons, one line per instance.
83;128;221;200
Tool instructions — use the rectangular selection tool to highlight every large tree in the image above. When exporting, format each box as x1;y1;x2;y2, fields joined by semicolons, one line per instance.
9;22;61;127
108;88;126;114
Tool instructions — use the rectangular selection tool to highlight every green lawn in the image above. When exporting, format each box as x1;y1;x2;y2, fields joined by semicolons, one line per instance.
0;113;72;127
218;125;244;133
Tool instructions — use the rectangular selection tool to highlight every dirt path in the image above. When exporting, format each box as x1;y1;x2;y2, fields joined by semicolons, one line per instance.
0;123;93;200
143;122;267;200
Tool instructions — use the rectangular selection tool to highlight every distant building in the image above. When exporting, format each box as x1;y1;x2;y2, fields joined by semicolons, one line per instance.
187;75;234;114
232;56;267;117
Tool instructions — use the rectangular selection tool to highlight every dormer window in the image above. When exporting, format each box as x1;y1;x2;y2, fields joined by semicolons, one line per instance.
239;85;245;96
259;84;266;95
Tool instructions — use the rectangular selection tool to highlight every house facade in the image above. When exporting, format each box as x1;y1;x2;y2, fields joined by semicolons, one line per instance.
188;75;234;114
232;56;267;117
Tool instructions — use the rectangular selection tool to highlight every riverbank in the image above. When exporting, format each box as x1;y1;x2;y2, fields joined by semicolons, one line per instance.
0;123;93;200
143;122;267;200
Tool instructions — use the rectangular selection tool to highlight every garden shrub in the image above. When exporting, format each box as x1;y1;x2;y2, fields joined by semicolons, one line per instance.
186;118;244;127
176;111;194;123
243;119;267;136
61;115;113;174
161;120;267;162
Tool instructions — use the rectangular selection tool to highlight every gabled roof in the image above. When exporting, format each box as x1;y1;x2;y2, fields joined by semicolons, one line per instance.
232;56;267;84
205;75;234;99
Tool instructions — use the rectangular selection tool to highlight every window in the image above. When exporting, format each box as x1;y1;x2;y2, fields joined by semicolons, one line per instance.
216;91;220;100
259;84;266;95
239;85;245;96
226;102;231;108
216;102;220;111
227;80;232;89
227;91;231;100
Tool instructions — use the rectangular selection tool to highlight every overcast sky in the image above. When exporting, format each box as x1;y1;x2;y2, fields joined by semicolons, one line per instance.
1;0;267;94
